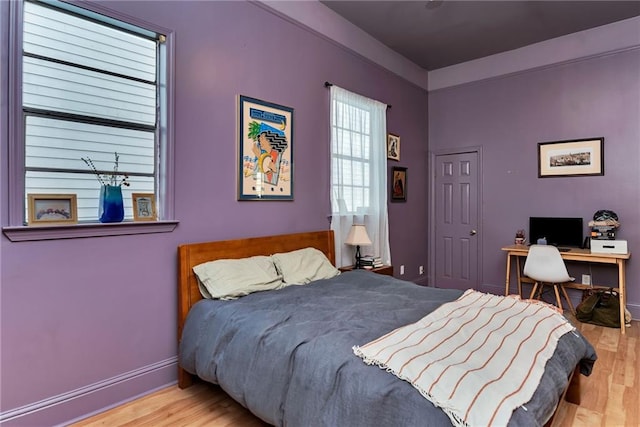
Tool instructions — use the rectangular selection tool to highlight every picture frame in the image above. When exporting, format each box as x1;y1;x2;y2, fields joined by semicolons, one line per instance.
132;193;156;221
238;95;294;200
538;137;604;178
27;194;78;225
391;166;407;202
387;133;400;161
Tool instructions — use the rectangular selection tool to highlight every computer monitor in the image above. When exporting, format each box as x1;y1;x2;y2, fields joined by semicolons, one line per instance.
529;217;584;248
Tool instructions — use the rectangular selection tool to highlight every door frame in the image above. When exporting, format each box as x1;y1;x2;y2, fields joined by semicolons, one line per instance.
428;146;484;288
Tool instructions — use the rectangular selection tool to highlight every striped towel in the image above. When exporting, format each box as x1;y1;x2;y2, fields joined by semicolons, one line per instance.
353;289;575;427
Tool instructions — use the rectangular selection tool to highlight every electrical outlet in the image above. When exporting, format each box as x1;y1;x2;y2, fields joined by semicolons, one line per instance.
419;265;424;275
582;274;591;285
400;265;405;275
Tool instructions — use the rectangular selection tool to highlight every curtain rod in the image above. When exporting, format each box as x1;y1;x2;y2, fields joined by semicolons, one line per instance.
324;81;392;109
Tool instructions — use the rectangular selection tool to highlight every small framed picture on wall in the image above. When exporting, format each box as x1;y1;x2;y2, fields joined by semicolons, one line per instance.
387;134;400;161
391;166;407;202
537;137;604;178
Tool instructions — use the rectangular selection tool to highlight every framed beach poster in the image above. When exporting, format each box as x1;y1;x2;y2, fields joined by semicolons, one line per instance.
238;95;294;200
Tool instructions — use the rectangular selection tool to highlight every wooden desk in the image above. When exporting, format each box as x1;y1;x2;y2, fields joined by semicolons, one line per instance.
502;245;631;334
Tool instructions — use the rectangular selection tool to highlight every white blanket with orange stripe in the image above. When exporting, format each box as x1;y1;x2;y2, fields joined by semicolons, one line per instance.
353;289;576;427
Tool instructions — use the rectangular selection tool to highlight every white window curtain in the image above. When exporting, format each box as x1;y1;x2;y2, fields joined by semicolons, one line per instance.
330;86;391;267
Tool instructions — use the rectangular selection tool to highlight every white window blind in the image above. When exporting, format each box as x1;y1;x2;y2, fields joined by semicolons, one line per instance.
22;0;161;223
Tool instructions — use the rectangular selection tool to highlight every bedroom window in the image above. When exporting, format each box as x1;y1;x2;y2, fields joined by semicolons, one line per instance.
329;86;390;267
330;99;371;214
5;0;174;234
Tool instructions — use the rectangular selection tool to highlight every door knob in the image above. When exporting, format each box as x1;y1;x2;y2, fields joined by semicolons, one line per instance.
469;229;477;236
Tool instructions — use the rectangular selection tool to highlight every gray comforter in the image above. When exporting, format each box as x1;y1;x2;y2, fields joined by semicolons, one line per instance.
179;270;596;426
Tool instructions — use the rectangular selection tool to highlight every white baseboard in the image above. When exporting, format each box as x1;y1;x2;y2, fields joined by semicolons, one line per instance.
1;357;177;426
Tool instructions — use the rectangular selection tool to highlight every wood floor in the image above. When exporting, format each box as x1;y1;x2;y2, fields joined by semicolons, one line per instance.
73;317;638;427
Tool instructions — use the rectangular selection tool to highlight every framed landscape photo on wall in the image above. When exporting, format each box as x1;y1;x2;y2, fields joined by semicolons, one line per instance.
387;133;400;161
391;166;407;202
538;137;604;178
238;95;294;200
28;194;78;225
132;193;156;221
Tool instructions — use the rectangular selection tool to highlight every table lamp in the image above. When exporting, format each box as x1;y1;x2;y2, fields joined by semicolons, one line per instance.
345;224;372;269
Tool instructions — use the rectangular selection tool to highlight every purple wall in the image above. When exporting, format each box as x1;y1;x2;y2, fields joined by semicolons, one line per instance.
0;1;428;423
429;49;640;316
5;1;635;424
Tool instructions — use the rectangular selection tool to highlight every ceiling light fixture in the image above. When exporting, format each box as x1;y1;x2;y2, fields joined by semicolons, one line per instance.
425;0;444;10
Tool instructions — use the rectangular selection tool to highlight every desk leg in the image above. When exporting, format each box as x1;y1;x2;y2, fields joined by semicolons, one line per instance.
516;257;522;298
618;259;626;335
505;253;512;296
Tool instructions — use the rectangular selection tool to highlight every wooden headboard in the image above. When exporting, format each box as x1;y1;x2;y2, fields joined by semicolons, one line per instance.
177;230;335;388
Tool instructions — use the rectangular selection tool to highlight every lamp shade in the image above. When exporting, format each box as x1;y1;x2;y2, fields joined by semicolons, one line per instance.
345;224;372;246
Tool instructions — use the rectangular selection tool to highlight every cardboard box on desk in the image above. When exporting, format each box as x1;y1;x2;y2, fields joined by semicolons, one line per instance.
591;239;628;254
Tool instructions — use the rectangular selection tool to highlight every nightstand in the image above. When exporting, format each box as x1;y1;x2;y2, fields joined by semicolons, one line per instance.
339;265;393;276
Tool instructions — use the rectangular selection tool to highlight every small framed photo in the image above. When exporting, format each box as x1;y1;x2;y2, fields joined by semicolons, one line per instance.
132;193;156;221
387;134;400;161
391;166;407;202
538;137;604;178
28;194;78;225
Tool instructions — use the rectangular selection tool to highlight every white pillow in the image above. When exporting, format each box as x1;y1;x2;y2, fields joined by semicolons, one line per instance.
271;247;340;285
193;255;284;300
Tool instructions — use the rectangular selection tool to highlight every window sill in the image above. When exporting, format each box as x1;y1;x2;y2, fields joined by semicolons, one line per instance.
2;220;179;242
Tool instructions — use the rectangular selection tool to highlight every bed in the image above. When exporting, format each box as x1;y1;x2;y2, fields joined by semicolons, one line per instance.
177;230;596;426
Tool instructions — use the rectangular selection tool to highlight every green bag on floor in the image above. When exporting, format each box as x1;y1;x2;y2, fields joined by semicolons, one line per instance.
576;289;621;328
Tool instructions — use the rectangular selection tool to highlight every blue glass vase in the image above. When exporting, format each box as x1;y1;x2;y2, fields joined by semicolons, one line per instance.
99;184;124;223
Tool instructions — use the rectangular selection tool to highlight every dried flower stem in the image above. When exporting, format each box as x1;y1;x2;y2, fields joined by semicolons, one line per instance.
81;152;130;187
81;156;106;185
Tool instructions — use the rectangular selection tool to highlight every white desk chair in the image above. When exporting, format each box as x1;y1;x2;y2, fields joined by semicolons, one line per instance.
523;245;576;314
